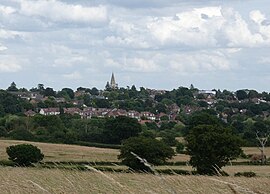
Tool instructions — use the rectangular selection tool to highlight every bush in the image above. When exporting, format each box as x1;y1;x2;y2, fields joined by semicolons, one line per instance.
0;126;7;137
6;144;44;166
176;142;185;154
119;136;175;171
8;128;36;141
234;171;256;177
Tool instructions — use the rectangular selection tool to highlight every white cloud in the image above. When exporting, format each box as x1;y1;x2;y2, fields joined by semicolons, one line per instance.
0;5;16;15
19;0;107;24
0;29;22;39
250;10;265;24
259;57;270;64
0;43;7;51
0;62;21;73
169;51;234;73
221;8;264;47
147;7;224;47
124;58;159;72
62;71;82;80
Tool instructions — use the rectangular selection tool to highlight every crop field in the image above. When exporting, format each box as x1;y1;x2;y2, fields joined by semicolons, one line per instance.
0;167;269;194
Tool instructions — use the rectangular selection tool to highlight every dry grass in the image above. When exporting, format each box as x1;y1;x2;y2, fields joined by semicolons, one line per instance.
242;147;270;156
0;140;191;163
0;140;119;162
0;167;269;194
156;165;270;177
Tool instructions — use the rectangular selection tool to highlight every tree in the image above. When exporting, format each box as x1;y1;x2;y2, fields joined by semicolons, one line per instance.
90;87;99;96
6;144;44;166
119;136;175;171
61;88;74;99
0;126;7;137
7;82;18;92
176;142;185;154
236;90;248;100
186;124;242;175
42;87;56;97
8;128;36;141
253;121;270;164
103;116;142;144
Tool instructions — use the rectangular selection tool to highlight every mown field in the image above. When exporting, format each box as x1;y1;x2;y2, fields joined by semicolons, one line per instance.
0;167;269;194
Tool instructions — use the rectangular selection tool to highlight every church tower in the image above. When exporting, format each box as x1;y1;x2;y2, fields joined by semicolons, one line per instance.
106;73;118;90
110;73;116;88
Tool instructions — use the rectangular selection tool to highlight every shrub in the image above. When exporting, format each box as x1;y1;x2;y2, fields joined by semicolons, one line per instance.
0;126;7;137
119;136;175;171
234;171;256;177
8;128;36;141
6;144;44;166
176;142;185;154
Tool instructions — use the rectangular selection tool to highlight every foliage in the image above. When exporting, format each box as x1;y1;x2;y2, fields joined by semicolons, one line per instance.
160;131;178;146
186;124;242;175
234;171;256;177
236;90;248;100
0;90;29;115
6;144;44;166
8;128;36;141
119;136;175;171
103;116;142;144
0;126;7;137
176;142;185;154
6;82;18;92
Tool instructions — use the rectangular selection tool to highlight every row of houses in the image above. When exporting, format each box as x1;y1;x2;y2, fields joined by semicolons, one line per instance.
32;107;180;122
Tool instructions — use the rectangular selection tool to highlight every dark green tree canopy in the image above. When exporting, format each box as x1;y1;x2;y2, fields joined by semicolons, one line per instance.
119;136;175;171
186;124;242;175
7;82;18;92
236;90;248;100
104;116;142;144
6;144;44;166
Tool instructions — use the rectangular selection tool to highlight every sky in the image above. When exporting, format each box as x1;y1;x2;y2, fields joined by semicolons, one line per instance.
0;0;270;92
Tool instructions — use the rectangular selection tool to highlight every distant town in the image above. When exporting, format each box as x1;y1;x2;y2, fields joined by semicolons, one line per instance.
2;73;270;126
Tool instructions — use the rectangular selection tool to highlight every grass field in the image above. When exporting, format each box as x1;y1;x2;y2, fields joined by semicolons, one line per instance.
0;140;270;193
0;140;268;163
0;167;269;194
0;140;120;162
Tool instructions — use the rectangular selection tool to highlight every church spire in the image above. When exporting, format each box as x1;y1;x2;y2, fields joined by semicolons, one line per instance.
110;72;116;87
106;72;118;90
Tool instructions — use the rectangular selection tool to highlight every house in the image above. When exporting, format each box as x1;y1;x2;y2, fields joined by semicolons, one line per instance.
64;108;82;116
55;97;66;103
127;110;141;120
182;105;201;115
40;108;60;116
168;103;180;114
141;111;156;121
30;92;43;101
82;107;97;119
106;109;127;118
198;90;216;96
24;110;36;117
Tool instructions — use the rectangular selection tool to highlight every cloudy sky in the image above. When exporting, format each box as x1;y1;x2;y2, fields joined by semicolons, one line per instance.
0;0;270;91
